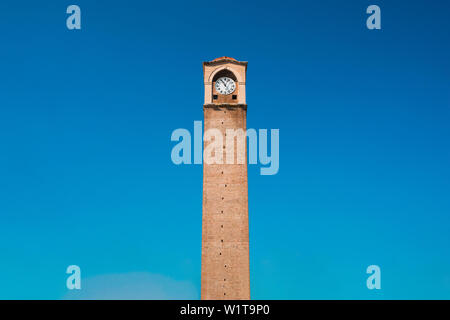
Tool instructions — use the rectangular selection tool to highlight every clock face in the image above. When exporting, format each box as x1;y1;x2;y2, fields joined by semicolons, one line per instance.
215;77;236;95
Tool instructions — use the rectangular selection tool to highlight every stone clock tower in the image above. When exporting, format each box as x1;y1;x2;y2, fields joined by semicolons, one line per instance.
201;57;250;300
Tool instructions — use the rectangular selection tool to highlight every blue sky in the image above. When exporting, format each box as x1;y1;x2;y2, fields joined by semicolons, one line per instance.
0;0;449;299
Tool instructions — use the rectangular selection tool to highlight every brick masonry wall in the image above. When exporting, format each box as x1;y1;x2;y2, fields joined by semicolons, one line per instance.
201;106;250;300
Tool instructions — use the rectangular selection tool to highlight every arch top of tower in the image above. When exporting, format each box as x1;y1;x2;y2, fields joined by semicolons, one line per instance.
203;57;247;83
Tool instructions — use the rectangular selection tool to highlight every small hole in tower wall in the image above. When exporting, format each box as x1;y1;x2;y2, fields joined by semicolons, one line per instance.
232;95;237;100
213;95;218;100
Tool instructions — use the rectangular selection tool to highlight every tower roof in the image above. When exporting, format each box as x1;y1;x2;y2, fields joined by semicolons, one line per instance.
212;56;237;62
203;57;247;68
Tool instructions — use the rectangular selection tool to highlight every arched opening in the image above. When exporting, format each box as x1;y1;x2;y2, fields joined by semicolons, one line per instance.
212;69;239;103
212;69;237;82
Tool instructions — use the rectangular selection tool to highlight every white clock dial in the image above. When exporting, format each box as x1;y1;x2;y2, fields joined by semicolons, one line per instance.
215;77;236;95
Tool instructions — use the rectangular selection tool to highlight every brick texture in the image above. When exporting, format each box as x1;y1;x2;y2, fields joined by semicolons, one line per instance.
201;106;250;300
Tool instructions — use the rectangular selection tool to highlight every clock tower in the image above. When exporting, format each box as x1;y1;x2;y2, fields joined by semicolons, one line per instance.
201;57;250;300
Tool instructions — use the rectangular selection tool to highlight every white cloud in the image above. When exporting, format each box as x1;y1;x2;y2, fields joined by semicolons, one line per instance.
63;272;198;300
